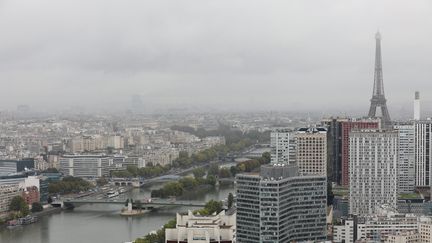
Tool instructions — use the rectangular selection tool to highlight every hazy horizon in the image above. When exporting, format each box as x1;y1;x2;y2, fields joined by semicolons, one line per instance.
1;0;431;116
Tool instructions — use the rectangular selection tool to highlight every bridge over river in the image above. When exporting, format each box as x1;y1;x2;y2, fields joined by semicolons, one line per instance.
62;198;206;210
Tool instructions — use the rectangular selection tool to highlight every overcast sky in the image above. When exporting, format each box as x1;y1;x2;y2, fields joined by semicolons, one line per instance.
0;0;431;115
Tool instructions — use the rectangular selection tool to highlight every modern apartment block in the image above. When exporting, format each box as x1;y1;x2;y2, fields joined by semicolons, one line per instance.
236;164;327;243
322;118;380;185
295;127;327;176
341;119;380;186
321;117;348;185
270;129;295;165
414;120;432;187
59;155;110;178
349;129;398;216
394;123;416;193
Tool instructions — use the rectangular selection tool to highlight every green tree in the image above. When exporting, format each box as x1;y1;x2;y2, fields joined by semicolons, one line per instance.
204;200;223;215
230;166;238;176
206;175;217;186
227;193;234;209
192;167;205;179
218;167;232;178
261;152;271;164
96;176;108;186
208;164;219;176
9;196;30;216
179;177;198;190
127;165;139;176
31;202;43;213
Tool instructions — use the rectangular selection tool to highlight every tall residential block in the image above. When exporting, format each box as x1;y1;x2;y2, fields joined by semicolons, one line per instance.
236;164;327;243
349;129;398;216
322;118;380;186
340;119;380;186
295;127;327;176
270;129;295;165
394;123;416;193
415;120;432;187
321;117;348;185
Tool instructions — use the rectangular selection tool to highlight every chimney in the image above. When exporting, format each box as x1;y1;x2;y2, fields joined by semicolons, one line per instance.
414;91;420;120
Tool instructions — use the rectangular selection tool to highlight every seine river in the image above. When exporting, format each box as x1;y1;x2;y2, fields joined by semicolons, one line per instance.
0;182;234;243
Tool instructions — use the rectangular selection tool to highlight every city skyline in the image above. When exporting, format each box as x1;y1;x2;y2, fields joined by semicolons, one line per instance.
0;0;431;115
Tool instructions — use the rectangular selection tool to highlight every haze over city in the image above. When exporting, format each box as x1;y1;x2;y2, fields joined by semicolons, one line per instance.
1;0;431;116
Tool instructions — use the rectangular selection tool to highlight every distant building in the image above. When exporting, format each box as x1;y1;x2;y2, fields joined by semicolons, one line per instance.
270;129;295;165
107;135;124;149
349;129;398;216
236;164;327;243
0;159;35;176
59;155;110;178
165;210;236;243
295;127;327;176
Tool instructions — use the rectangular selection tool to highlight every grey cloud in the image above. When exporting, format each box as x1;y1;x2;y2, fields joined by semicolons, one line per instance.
0;0;431;117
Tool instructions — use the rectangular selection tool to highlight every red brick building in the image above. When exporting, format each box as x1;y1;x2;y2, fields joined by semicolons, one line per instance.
22;186;40;206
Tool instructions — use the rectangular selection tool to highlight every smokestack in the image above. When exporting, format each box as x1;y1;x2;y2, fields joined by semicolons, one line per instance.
414;91;420;120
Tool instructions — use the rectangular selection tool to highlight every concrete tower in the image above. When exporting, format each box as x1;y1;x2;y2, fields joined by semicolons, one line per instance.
368;32;392;128
414;91;420;120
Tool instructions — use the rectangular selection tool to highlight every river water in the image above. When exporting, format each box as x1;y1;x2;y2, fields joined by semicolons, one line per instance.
0;183;234;243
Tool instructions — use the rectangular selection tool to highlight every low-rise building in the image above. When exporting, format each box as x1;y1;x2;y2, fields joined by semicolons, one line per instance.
21;186;39;206
385;231;420;243
418;217;432;242
59;154;110;178
165;209;236;243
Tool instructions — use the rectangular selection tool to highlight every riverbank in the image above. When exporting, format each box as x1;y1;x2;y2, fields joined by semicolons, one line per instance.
0;206;62;229
32;206;63;217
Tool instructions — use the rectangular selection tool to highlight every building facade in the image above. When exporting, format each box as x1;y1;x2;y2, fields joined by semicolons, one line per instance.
270;129;295;165
295;127;327;176
236;164;327;243
322;118;380;186
333;207;418;242
414;120;432;187
394;123;416;193
59;155;110;178
349;129;398;216
341;119;380;186
0;178;24;219
165;210;236;243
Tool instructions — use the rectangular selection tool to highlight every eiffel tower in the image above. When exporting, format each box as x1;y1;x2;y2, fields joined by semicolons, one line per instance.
368;32;391;127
